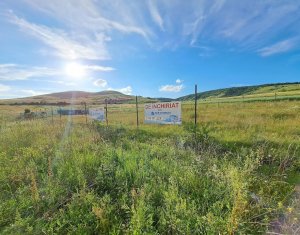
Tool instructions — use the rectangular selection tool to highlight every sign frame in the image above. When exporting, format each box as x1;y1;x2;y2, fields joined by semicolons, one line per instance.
89;108;105;121
144;101;182;125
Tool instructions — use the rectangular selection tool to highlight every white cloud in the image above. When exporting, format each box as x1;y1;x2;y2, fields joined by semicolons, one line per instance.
8;13;109;60
93;79;108;88
176;79;183;84
0;64;16;68
0;88;50;99
187;1;300;51
4;0;300;63
0;84;11;92
0;64;59;81
84;65;115;72
118;86;132;95
0;63;114;81
258;38;298;57
159;84;183;92
148;0;164;31
108;86;132;95
160;79;184;92
23;0;151;39
20;89;47;96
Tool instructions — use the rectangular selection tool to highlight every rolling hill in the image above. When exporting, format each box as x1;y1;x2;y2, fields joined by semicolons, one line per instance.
0;90;157;105
177;82;300;102
1;82;300;105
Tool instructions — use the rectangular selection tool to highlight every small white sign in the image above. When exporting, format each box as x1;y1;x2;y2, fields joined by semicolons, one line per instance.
89;108;105;121
144;102;182;125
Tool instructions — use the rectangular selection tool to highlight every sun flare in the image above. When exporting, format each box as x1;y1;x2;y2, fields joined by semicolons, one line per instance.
64;62;86;78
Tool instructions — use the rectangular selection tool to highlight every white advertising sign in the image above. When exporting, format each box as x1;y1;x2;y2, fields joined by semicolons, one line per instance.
144;102;182;125
89;108;105;121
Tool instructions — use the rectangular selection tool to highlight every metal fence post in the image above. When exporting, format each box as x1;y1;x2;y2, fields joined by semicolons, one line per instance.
105;99;108;126
136;96;139;128
194;84;197;126
51;107;54;124
84;102;87;124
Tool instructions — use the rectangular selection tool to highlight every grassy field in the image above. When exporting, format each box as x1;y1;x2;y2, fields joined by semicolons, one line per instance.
0;101;299;234
179;83;300;103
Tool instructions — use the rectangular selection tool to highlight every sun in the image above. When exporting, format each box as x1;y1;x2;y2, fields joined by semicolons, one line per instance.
64;62;86;78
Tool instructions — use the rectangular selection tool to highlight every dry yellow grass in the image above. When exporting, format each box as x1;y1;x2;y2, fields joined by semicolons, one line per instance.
1;100;299;147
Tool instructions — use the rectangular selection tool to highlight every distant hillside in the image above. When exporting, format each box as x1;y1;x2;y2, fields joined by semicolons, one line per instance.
0;90;157;105
177;82;300;101
153;97;175;102
1;82;300;105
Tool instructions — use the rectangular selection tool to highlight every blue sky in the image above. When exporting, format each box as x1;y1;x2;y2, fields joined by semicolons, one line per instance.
0;0;300;99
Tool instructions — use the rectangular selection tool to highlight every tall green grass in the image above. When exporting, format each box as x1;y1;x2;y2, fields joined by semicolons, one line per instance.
0;101;299;234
